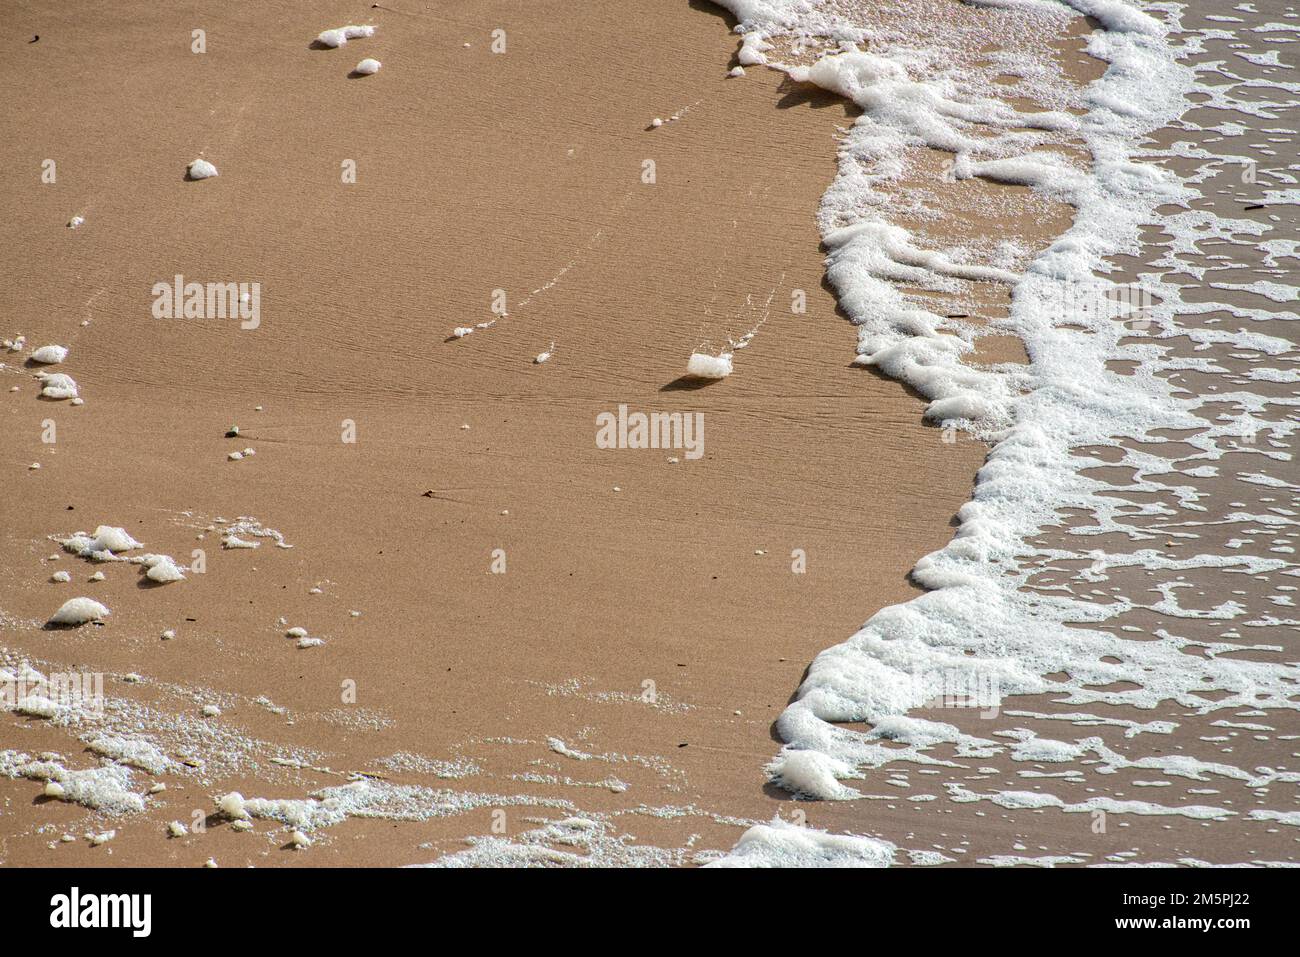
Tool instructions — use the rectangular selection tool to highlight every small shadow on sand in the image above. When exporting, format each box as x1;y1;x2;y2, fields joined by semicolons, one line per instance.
659;376;721;392
688;0;738;28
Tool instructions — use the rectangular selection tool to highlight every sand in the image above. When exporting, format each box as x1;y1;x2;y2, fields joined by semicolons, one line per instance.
2;1;1294;867
0;0;993;866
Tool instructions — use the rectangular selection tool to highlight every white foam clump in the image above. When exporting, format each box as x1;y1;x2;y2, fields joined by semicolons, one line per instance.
92;526;141;552
188;158;218;180
0;752;144;814
354;58;381;75
30;345;68;364
143;555;185;583
706;817;895;867
48;596;110;626
63;525;143;557
218;791;250;820
685;352;733;379
766;749;863;800
37;371;78;400
317;24;375;48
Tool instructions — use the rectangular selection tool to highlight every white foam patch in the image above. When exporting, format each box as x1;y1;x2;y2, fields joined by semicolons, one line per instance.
0;751;145;813
317;24;376;48
218;778;574;834
706;817;896;867
419;815;683;868
86;734;172;775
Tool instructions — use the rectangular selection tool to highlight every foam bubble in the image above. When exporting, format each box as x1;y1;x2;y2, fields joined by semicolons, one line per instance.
685;352;733;379
48;597;110;625
30;345;67;364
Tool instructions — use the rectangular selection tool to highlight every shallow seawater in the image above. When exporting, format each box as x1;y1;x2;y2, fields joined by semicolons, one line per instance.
707;0;1300;866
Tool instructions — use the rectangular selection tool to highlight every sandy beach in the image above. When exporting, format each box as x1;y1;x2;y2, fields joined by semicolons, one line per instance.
3;0;1297;870
1;0;993;865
